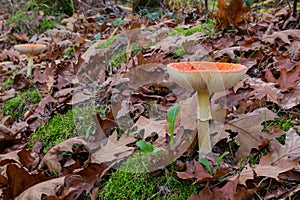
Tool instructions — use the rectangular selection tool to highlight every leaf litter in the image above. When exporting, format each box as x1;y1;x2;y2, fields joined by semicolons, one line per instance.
0;0;300;199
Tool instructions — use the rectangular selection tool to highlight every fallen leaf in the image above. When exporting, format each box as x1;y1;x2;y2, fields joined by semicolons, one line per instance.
2;164;52;199
215;0;250;28
246;78;284;104
269;129;300;163
280;83;300;109
262;29;300;44
177;160;213;183
254;153;298;180
59;163;108;199
129;116;165;141
91;131;136;164
177;160;229;184
253;129;300;180
190;175;253;200
38;138;87;172
265;65;300;91
238;164;255;186
219;108;282;160
15;177;65;200
0;88;16;102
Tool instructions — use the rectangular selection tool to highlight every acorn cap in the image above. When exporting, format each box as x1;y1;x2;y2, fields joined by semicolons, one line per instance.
14;44;46;56
167;62;248;93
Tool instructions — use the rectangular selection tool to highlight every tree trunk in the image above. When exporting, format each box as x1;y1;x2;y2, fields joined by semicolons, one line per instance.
132;0;160;13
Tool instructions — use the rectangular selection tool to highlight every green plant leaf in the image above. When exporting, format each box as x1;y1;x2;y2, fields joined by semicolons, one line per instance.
93;33;101;40
198;157;213;175
167;104;180;148
167;104;180;135
215;151;230;175
136;140;153;153
113;18;123;27
85;125;92;140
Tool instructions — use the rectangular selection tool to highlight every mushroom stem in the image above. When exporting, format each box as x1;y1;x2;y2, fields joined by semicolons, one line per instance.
196;91;212;154
27;55;34;77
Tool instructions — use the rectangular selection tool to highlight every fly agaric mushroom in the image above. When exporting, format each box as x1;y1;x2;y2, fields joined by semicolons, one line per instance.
14;44;46;77
167;61;247;155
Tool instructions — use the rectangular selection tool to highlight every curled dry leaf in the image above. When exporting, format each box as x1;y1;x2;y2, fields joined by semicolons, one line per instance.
38;137;87;172
58;163;108;199
2;164;52;199
15;177;65;200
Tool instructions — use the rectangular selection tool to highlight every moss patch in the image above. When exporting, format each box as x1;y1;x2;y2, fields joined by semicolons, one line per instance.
98;152;203;199
29;104;105;152
109;43;141;69
7;0;63;34
173;45;186;58
175;19;215;36
2;77;14;86
1;88;42;119
97;34;120;50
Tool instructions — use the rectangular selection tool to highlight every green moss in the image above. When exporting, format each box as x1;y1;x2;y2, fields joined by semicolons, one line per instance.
1;88;42;119
97;34;120;50
263;116;294;132
30;109;76;152
7;11;34;34
173;45;186;58
109;43;141;69
29;104;105;152
98;153;203;199
246;148;269;165
2;77;14;86
175;18;215;36
63;46;75;59
7;0;62;34
38;19;57;33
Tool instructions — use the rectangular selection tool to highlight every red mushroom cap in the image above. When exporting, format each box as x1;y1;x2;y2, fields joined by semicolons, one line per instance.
167;61;248;92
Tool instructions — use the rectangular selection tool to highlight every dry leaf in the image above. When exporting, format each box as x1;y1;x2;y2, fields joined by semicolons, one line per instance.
262;29;300;44
15;177;65;200
269;129;300;163
220;108;282;160
246;78;284;104
265;65;300;91
38;138;87;172
239;164;255;186
215;0;250;28
253;129;300;180
91;131;136;164
280;83;300;109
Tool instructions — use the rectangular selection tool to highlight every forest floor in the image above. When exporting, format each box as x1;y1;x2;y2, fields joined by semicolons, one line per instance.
0;0;300;199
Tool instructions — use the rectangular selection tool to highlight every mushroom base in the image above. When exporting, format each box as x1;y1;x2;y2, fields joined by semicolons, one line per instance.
197;120;212;154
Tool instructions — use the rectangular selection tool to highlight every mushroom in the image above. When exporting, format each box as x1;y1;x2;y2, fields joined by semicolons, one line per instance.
14;44;47;77
167;61;247;155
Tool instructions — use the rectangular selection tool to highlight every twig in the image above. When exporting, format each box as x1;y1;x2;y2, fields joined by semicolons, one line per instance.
292;0;298;17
